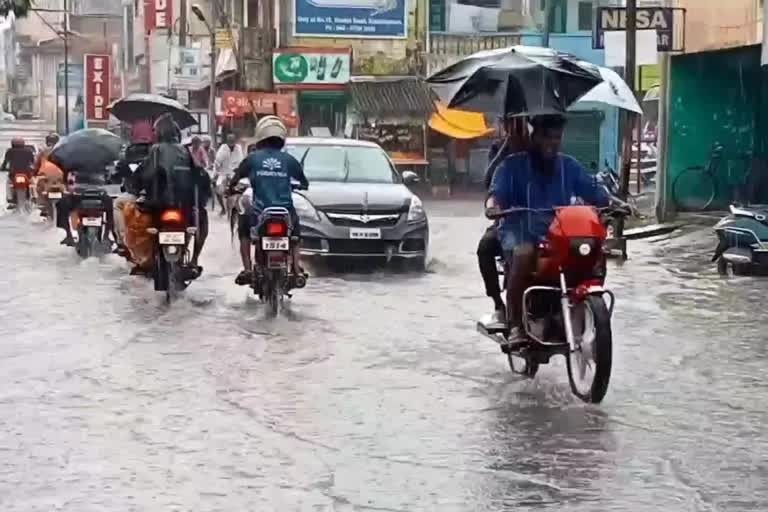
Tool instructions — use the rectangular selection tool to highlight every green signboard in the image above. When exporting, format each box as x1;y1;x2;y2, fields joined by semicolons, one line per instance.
430;0;446;32
273;50;351;87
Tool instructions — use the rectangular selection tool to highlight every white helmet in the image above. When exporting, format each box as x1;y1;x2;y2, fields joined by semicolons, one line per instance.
254;115;287;144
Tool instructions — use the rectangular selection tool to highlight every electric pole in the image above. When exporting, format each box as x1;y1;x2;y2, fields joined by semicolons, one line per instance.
617;0;637;242
179;0;187;46
63;0;69;134
542;0;553;47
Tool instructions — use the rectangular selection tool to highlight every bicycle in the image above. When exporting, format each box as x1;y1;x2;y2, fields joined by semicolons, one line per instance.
672;143;752;211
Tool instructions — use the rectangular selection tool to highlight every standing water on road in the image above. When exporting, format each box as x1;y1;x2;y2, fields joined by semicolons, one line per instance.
0;197;766;511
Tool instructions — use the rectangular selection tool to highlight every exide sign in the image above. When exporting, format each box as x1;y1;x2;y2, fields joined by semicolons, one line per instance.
144;0;173;32
84;54;111;124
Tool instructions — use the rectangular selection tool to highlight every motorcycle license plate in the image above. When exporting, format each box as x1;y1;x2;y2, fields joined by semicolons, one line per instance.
48;192;62;199
262;237;290;251
349;228;381;240
82;217;102;227
159;231;185;245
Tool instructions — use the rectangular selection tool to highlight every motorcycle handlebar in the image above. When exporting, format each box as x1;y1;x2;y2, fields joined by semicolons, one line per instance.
486;204;632;220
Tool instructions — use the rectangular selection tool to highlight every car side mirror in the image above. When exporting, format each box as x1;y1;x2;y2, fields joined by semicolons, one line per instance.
402;170;419;185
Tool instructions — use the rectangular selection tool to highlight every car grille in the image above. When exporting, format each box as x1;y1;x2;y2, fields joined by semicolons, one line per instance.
328;239;393;254
326;213;401;228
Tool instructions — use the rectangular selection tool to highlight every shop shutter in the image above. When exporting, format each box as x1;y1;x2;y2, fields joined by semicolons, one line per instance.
562;111;602;170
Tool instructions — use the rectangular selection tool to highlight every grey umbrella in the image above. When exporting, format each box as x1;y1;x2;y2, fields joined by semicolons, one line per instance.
48;128;124;181
426;46;603;117
108;93;198;129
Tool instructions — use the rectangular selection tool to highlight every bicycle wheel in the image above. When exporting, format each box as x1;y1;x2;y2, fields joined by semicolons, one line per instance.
672;167;716;212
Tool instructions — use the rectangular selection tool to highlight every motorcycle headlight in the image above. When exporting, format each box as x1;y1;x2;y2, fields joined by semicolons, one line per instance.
407;195;426;223
293;193;320;221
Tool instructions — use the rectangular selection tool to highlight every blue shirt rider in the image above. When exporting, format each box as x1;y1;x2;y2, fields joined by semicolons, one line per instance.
229;115;309;285
488;114;609;340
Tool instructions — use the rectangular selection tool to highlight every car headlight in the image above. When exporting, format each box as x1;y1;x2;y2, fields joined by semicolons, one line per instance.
407;195;426;223
293;193;320;221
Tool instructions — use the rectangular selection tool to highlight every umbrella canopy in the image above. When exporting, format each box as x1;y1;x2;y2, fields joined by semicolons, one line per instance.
48;128;124;177
108;93;198;130
573;64;643;114
428;101;495;139
426;46;603;117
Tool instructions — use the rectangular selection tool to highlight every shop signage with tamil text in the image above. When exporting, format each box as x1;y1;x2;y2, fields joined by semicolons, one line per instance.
222;91;299;128
273;48;351;88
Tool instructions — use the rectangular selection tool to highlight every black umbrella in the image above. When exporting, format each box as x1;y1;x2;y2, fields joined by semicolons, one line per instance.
48;129;124;179
426;46;603;117
108;93;198;130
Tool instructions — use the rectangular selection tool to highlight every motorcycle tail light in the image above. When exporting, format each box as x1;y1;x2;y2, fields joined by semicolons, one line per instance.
160;208;184;224
14;175;28;185
265;221;288;237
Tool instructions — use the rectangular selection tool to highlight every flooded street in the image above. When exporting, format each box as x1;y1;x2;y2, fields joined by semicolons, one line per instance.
0;199;766;511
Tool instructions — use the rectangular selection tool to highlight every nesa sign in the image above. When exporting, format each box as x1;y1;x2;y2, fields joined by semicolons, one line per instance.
593;7;684;52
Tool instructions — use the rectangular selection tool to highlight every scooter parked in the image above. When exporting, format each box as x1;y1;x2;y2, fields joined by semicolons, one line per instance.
712;204;768;276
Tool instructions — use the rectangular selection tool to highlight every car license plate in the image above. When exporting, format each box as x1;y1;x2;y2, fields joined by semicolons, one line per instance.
262;237;290;251
158;231;185;245
48;192;62;199
349;228;382;240
82;217;102;227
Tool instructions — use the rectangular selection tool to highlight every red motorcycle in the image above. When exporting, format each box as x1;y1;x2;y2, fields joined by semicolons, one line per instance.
478;205;627;403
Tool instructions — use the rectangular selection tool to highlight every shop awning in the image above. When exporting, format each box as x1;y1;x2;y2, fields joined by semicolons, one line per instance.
349;76;435;119
428;102;494;139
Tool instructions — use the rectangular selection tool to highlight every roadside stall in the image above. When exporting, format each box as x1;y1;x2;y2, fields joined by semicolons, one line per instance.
427;102;495;195
347;76;434;181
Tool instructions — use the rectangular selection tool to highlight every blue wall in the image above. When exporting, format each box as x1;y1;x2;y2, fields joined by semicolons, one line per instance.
521;33;621;170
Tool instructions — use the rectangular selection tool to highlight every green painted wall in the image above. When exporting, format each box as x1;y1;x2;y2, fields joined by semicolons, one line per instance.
667;45;760;210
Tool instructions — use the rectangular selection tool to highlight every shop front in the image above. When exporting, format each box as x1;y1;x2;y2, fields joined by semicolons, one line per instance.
347;76;435;182
273;47;351;136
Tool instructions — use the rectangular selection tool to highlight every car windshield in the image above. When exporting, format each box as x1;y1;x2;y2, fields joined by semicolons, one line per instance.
285;144;398;184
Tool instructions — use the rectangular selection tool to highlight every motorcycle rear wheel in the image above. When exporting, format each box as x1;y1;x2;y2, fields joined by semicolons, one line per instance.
566;295;612;404
265;270;281;316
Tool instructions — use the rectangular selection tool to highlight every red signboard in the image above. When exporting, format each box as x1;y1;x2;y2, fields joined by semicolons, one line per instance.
222;91;299;128
144;0;172;32
84;54;111;124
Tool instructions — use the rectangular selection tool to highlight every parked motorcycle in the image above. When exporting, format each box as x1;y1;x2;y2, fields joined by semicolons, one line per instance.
478;204;628;403
250;206;307;316
712;204;768;276
72;188;111;259
147;205;200;303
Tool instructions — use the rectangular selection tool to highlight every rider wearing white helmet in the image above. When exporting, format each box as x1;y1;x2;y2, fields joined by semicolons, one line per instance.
228;115;309;285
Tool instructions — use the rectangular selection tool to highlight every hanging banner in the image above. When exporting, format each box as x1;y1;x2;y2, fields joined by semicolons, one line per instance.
144;0;173;32
171;47;203;89
84;54;111;124
294;0;407;38
56;63;84;134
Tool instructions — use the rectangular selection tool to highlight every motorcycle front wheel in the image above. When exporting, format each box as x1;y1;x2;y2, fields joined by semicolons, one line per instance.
566;295;613;404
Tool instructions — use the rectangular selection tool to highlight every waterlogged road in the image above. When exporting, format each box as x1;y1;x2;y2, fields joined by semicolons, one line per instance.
0;199;766;511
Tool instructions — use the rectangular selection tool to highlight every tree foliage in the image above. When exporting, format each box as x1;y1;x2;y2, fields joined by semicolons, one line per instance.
0;0;32;18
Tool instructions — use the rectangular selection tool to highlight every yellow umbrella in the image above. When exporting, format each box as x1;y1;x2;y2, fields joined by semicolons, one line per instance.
428;102;495;139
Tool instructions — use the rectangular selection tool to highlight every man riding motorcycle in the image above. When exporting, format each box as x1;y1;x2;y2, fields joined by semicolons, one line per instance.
140;113;211;273
228;115;309;285
213;132;244;216
3;137;36;208
477;117;529;324
34;133;65;207
488;114;611;342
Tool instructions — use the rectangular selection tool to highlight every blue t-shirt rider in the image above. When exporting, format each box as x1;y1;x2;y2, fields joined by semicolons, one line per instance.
228;116;309;285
